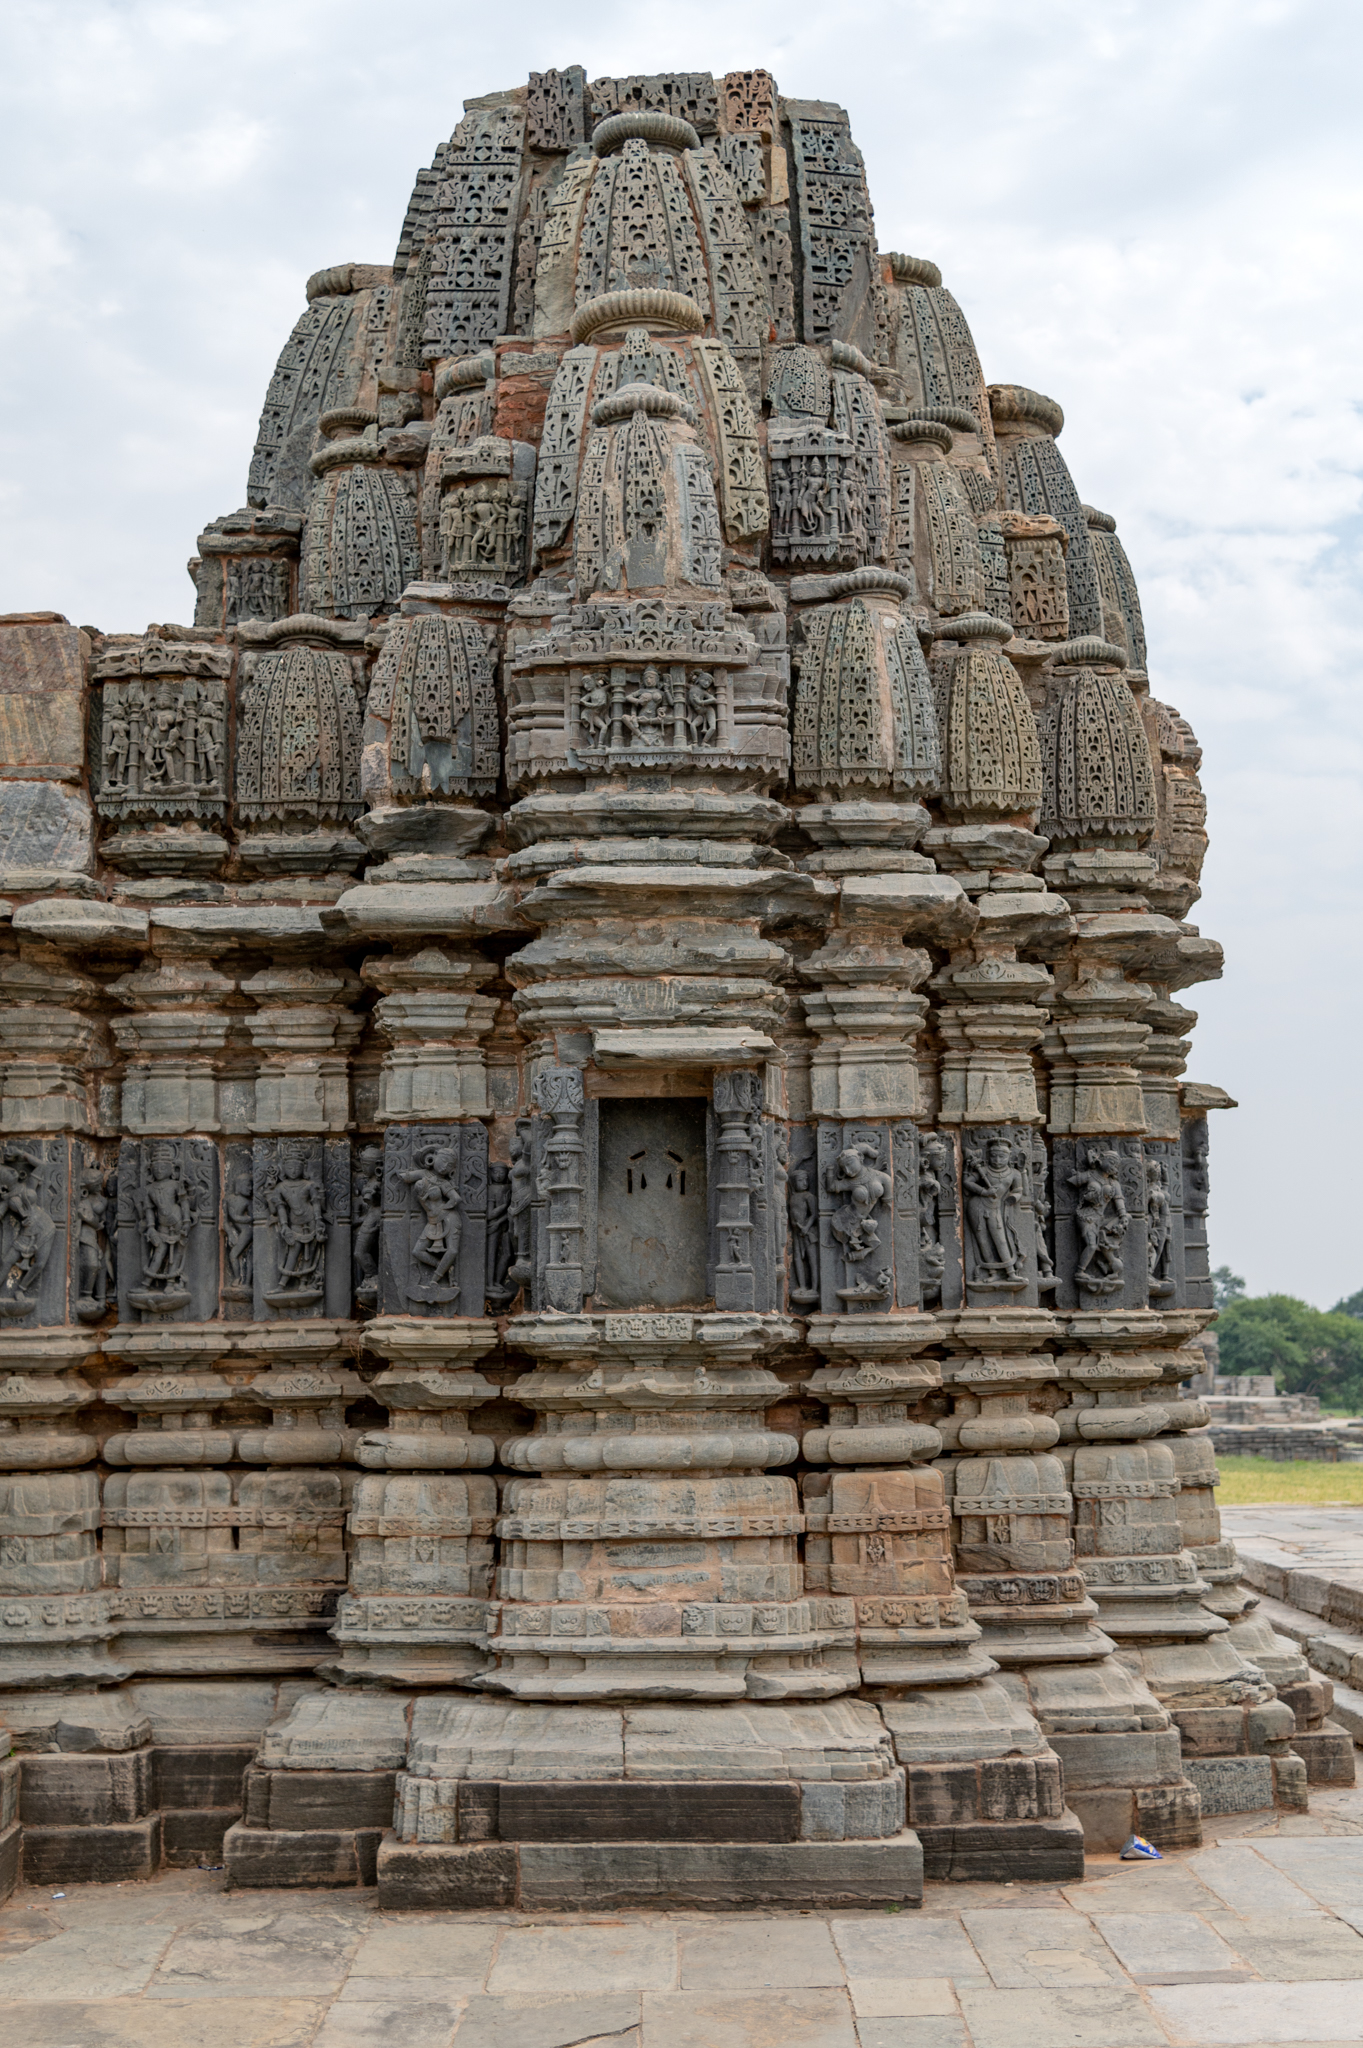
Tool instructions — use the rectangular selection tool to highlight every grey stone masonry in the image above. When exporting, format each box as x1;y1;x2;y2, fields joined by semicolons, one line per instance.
0;59;1295;1902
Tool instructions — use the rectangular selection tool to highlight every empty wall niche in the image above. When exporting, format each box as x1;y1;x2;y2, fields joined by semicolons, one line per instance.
596;1097;709;1308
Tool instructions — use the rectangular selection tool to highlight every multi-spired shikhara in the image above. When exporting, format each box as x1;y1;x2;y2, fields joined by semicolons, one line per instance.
0;62;1346;1912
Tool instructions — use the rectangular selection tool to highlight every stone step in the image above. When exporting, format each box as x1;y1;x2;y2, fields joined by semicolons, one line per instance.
1241;1587;1363;1751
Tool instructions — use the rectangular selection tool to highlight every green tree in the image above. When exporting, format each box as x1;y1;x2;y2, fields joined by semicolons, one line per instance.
1332;1287;1363;1320
1212;1266;1246;1309
1218;1294;1363;1407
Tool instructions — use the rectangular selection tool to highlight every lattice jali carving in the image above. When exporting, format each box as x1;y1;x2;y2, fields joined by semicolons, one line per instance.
1086;506;1149;670
693;340;768;540
235;643;362;827
893;282;997;473
683;148;766;356
527;67;587;151
787;107;887;360
932;622;1043;819
722;69;777;135
532;344;598;556
367;614;499;797
575;138;711;311
754;208;796;341
794;595;941;798
1039;665;1158;848
999;433;1104;641
589;72;720;135
420;105;526;363
248;297;355;513
570;385;724;596
302;454;419;619
832;372;893;568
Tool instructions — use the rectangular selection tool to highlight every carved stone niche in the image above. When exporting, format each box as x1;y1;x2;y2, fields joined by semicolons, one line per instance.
93;635;232;875
251;1136;352;1322
379;1122;489;1319
506;597;785;785
803;1120;920;1316
1052;1135;1150;1312
596;1097;709;1310
191;507;303;631
768;417;861;569
436;436;534;590
234;616;365;874
364;612;500;800
959;1125;1039;1310
116;1138;219;1325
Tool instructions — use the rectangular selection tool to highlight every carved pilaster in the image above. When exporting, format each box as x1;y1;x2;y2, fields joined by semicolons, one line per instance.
363;949;498;1123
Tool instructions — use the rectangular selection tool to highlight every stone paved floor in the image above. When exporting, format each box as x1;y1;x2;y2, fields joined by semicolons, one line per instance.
2;1787;1363;2046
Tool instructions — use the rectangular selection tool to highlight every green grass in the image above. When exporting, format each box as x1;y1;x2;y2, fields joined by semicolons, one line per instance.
1216;1455;1363;1504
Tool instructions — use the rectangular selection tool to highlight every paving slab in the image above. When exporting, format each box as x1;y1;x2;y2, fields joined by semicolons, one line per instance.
956;1984;1167;2047
488;1924;676;1993
347;1918;499;1981
961;1907;1122;1988
1149;1979;1363;2043
847;1975;957;2015
0;1921;172;1998
1061;1862;1222;1914
1251;1839;1363;1908
1203;1911;1363;1979
1089;1909;1249;1982
0;1999;323;2046
639;1986;857;2046
1187;1845;1329;1915
830;1914;987;1986
677;1917;843;1988
451;1991;641;2047
314;1996;468;2046
147;1905;364;1998
855;2023;968;2048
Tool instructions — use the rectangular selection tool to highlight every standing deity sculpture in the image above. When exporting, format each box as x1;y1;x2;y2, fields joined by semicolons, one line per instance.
787;1167;819;1304
129;1141;199;1314
962;1134;1027;1288
398;1144;465;1303
1069;1145;1129;1294
263;1140;328;1307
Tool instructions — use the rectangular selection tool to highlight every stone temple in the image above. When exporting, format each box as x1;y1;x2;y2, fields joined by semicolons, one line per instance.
0;64;1351;1910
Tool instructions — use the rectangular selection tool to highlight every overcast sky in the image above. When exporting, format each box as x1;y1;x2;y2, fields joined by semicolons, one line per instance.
2;0;1359;1307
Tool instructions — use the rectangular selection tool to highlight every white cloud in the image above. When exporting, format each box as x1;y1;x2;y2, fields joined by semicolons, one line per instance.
0;0;1359;1301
